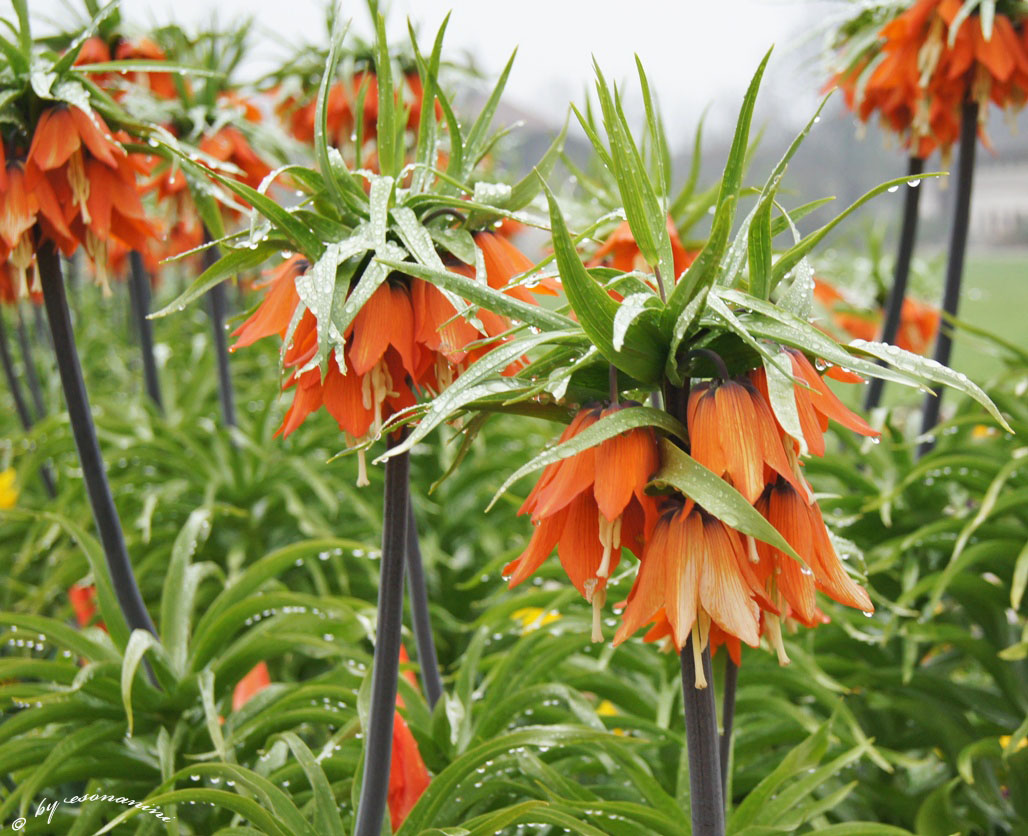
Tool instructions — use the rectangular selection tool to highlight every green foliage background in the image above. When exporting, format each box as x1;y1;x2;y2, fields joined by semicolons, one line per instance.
1;255;1026;833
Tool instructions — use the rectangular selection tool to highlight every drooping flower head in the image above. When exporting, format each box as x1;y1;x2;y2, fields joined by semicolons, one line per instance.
814;278;940;355
752;478;873;664
504;404;661;640
231;232;554;484
829;0;1028;157
390;645;431;830
0;103;159;295
749;349;879;459
687;376;803;503
614;497;770;687
589;217;696;280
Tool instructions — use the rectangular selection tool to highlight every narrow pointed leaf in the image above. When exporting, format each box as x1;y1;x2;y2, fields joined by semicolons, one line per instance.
651;439;803;563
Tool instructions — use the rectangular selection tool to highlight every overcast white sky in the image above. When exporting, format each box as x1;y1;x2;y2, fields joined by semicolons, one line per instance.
25;0;838;137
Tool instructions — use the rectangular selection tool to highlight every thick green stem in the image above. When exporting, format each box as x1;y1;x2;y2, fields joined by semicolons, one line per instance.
405;490;443;708
865;155;925;411
0;307;33;432
127;251;163;411
666;378;724;833
15;306;46;421
354;441;410;836
38;243;155;636
919;101;978;456
681;640;725;835
201;230;236;427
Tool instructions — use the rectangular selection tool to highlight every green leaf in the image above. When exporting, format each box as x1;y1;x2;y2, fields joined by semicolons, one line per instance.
542;179;665;383
151;240;279;317
121;629;165;736
373;8;400;178
756;741;870;825
729;720;831;831
396;726;628;835
50;1;120;74
192;539;364;664
651;439;804;564
71;60;224;77
487;406;687;510
592;61;673;292
215;178;324;259
717;289;927;390
4;510;132;650
12;0;30;55
0;612;117;664
407;14;447;194
279;732;345;835
914;778;963;836
463;50;517;176
10;722;125;818
314;22;368;215
507;115;568;212
613;292;662;351
807;826;914;835
160;509;213;675
927;448;1028;610
377;330;576;461
199;668;230;762
1011;538;1028;610
666;49;771;318
96;787;293;836
761;350;808;456
748;195;773;300
636;56;671;202
377;258;574;333
669;106;707;221
846;338;1013;432
770;173;943;288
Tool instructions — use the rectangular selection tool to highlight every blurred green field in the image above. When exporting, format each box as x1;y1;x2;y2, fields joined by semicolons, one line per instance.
946;250;1028;383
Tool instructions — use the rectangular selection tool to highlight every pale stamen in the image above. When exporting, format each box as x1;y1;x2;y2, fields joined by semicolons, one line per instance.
596;514;622;578
691;622;708;689
67;151;91;225
10;238;33;298
361;359;397;436
356;448;369;488
85;230;111;296
766;613;791;666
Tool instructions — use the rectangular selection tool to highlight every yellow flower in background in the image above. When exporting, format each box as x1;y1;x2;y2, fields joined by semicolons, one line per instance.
999;735;1027;752
0;470;17;509
511;607;561;634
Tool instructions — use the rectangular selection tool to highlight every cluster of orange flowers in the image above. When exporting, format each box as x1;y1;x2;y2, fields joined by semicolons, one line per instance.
276;70;431;147
588;217;696;279
0;103;156;297
814;278;940;355
231;232;557;483
834;0;1028;156
505;351;877;686
78;36;271;275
